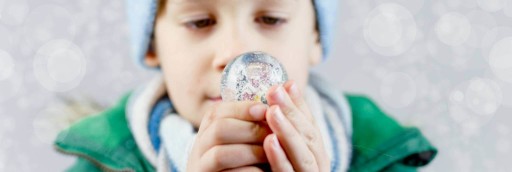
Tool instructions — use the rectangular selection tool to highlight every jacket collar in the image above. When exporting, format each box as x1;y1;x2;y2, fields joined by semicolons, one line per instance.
126;75;166;167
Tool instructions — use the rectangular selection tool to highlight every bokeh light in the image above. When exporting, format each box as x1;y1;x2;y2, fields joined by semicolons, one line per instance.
448;78;502;134
33;39;86;92
477;0;505;12
489;37;512;83
464;78;502;115
21;5;77;57
481;27;512;62
0;0;29;26
435;12;472;46
375;0;425;15
364;3;416;56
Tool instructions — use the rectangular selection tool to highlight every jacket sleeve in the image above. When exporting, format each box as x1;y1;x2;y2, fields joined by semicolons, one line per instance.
66;158;102;172
346;94;437;172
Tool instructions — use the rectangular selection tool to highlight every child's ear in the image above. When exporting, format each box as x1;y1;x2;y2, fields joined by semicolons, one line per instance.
144;41;160;67
309;34;322;66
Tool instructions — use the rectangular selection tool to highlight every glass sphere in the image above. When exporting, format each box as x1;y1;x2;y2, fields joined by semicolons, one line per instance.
221;51;288;104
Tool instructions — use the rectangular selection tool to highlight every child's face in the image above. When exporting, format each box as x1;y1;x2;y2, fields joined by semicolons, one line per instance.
147;0;322;126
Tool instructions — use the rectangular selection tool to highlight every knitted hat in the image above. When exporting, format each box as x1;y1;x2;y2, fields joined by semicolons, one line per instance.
125;0;339;68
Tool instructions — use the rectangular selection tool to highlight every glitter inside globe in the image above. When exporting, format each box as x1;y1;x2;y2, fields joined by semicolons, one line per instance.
221;51;288;104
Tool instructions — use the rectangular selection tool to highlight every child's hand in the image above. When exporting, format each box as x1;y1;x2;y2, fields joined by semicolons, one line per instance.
263;81;330;172
187;101;272;172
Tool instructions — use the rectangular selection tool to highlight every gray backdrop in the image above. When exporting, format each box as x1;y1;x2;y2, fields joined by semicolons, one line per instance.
0;0;511;171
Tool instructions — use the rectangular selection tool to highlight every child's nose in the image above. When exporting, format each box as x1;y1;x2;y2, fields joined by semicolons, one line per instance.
211;30;252;72
213;49;243;72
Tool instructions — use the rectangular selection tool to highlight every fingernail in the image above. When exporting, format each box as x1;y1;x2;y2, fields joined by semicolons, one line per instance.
250;104;267;119
274;85;286;102
289;82;300;98
272;135;280;147
273;106;285;123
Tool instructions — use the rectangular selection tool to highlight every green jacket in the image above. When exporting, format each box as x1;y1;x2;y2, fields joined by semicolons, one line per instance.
54;93;437;172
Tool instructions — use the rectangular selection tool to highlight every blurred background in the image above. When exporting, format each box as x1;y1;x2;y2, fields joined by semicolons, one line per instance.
0;0;511;171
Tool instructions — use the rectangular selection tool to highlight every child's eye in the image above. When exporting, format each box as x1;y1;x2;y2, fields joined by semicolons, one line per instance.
185;18;216;30
256;16;286;26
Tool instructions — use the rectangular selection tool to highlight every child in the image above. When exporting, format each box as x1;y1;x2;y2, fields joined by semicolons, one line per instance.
54;0;437;171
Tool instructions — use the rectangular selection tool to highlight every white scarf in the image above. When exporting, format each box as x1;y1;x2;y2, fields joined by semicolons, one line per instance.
127;73;352;172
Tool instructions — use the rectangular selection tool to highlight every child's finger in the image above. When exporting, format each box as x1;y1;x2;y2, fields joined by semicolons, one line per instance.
201;144;267;171
283;80;315;122
199;101;267;134
213;101;268;121
202;118;271;146
263;134;294;172
266;85;312;133
266;105;318;171
268;84;330;171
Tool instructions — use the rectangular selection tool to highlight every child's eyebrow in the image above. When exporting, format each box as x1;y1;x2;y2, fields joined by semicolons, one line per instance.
167;0;299;16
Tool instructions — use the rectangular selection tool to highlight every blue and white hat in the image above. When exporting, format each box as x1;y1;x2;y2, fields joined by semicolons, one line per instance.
125;0;339;68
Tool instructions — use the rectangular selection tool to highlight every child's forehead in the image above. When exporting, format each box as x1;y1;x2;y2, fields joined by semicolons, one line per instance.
168;0;298;5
